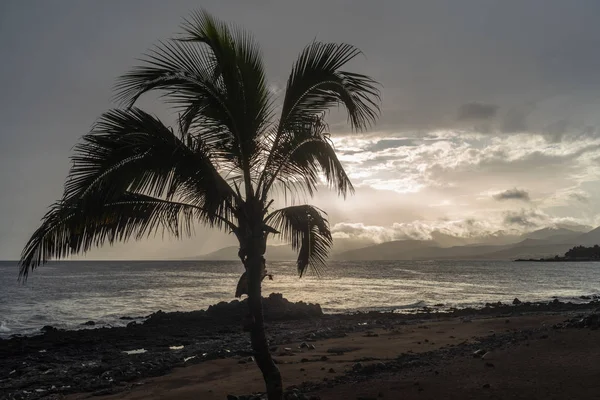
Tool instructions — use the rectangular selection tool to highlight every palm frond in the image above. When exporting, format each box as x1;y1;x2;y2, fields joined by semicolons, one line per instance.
260;116;353;200
19;192;213;280
265;205;332;277
257;41;379;196
180;10;274;190
65;108;235;221
113;40;240;160
279;41;380;132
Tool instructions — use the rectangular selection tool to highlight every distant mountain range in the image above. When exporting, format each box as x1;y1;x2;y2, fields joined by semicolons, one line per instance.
192;225;600;261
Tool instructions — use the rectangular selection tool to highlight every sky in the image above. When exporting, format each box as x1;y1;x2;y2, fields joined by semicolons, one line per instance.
2;0;600;259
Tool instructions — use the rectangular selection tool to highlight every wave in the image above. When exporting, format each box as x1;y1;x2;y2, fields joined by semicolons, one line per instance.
0;320;10;333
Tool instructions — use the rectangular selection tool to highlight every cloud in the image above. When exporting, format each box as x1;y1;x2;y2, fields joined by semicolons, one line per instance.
457;103;498;121
332;218;515;243
503;209;548;227
569;191;590;203
365;139;417;152
501;107;531;133
493;188;531;202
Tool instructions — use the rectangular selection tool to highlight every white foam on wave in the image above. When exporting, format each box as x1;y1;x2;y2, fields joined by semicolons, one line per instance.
0;321;10;333
123;348;147;355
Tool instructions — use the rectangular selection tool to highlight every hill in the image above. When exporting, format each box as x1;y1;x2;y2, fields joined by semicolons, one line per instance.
195;245;296;261
193;225;600;261
331;240;436;261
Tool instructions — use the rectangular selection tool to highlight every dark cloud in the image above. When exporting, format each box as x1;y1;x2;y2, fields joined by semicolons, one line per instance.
457;103;498;121
493;189;531;202
503;209;547;227
501;107;531;133
545;119;569;142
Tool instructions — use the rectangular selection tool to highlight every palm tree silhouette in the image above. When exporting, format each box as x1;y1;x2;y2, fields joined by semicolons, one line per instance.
19;10;380;399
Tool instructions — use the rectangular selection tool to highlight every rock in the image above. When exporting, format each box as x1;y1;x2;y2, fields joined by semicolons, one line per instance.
563;313;600;329
482;383;490;389
485;362;495;368
328;368;336;373
352;362;364;371
127;321;138;328
40;325;57;333
301;358;309;363
299;342;309;349
206;293;323;321
308;344;316;350
82;321;95;326
227;396;239;400
481;352;492;360
320;355;329;361
512;298;522;305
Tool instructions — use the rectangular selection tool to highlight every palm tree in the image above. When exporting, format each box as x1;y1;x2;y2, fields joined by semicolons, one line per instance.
19;10;379;400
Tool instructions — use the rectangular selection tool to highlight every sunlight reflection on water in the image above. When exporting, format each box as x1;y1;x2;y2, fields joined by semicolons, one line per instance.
1;259;600;337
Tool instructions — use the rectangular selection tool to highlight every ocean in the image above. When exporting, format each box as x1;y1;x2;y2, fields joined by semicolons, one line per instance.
1;259;599;338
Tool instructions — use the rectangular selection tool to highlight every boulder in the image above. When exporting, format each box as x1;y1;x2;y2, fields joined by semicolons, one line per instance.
205;293;323;321
40;325;57;333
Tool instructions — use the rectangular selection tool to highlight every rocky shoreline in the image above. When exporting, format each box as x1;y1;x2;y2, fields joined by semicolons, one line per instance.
2;294;600;400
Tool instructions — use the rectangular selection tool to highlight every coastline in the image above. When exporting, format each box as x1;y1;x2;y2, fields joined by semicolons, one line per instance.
2;295;600;399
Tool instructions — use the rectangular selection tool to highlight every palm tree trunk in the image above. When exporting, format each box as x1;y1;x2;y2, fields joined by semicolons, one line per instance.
247;254;283;400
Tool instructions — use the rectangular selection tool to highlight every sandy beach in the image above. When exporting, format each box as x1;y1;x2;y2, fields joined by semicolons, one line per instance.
3;296;600;400
61;312;600;400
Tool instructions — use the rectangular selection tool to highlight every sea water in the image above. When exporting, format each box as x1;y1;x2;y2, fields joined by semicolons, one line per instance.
1;259;599;338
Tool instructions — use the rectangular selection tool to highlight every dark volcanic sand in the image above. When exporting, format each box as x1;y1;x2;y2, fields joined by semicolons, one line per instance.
1;295;599;400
